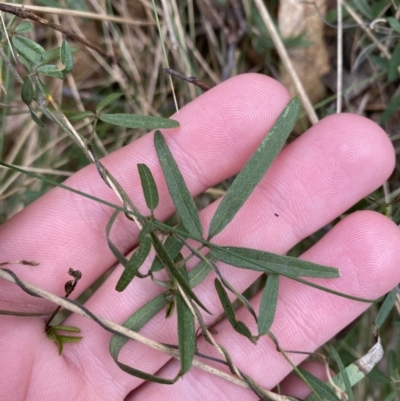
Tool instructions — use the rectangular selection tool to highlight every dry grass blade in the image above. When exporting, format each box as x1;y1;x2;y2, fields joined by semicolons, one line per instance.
253;0;318;125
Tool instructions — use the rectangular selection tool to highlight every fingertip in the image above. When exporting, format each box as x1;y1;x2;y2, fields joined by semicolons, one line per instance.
297;209;400;301
309;113;395;182
336;210;400;292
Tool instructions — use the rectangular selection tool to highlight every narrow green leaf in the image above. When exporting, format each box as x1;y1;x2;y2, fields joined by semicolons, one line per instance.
388;43;400;82
375;288;397;328
214;279;254;341
95;93;123;114
380;93;400;124
6;15;17;30
210;246;339;278
388;17;400;34
150;232;210;314
46;330;64;355
116;235;152;292
176;293;196;375
28;106;44;127
331;347;354;401
151;232;185;273
352;0;373;19
215;279;236;324
383;390;399;401
65;0;89;11
208;98;300;238
367;365;391;384
154;130;203;238
188;256;214;288
42;45;78;65
110;294;167;351
174;234;258;320
138;164;159;211
21;77;33;105
15;53;32;71
371;0;388;16
100;114;179;130
15;21;34;33
388;350;398;379
56;336;83;345
51;325;81;333
46;329;82;355
234;321;255;342
109;293;177;384
306;338;384;400
369;55;389;72
12;35;45;66
34;0;64;7
298;368;341;401
60;40;73;74
67;111;95;122
258;274;279;336
37;65;64;79
211;246;376;302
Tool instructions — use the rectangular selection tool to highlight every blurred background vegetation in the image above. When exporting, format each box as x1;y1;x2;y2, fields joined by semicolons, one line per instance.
0;0;399;399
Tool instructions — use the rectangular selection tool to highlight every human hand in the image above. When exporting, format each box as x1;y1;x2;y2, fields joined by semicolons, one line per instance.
1;74;399;401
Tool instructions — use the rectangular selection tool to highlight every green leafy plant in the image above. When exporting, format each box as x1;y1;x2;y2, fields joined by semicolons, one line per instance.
0;3;398;400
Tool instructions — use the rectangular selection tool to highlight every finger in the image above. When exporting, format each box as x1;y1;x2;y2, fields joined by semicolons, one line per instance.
64;111;395;395
0;73;290;309
132;211;400;400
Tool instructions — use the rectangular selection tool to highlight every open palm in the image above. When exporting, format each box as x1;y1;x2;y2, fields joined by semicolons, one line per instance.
1;74;399;401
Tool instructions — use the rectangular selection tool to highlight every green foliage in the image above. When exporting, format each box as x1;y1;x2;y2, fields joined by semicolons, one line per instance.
109;294;177;384
46;325;82;355
214;279;254;342
137;164;159;212
15;22;33;34
351;0;374;20
375;289;397;328
387;17;400;34
1;4;397;398
257;274;279;336
21;76;33;105
299;368;342;401
210;246;339;278
176;285;196;375
100;114;179;129
388;43;400;83
207;98;300;239
150;228;185;272
95;93;123;114
12;35;45;67
331;347;355;401
155;130;203;238
380;93;400;124
115;224;152;292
